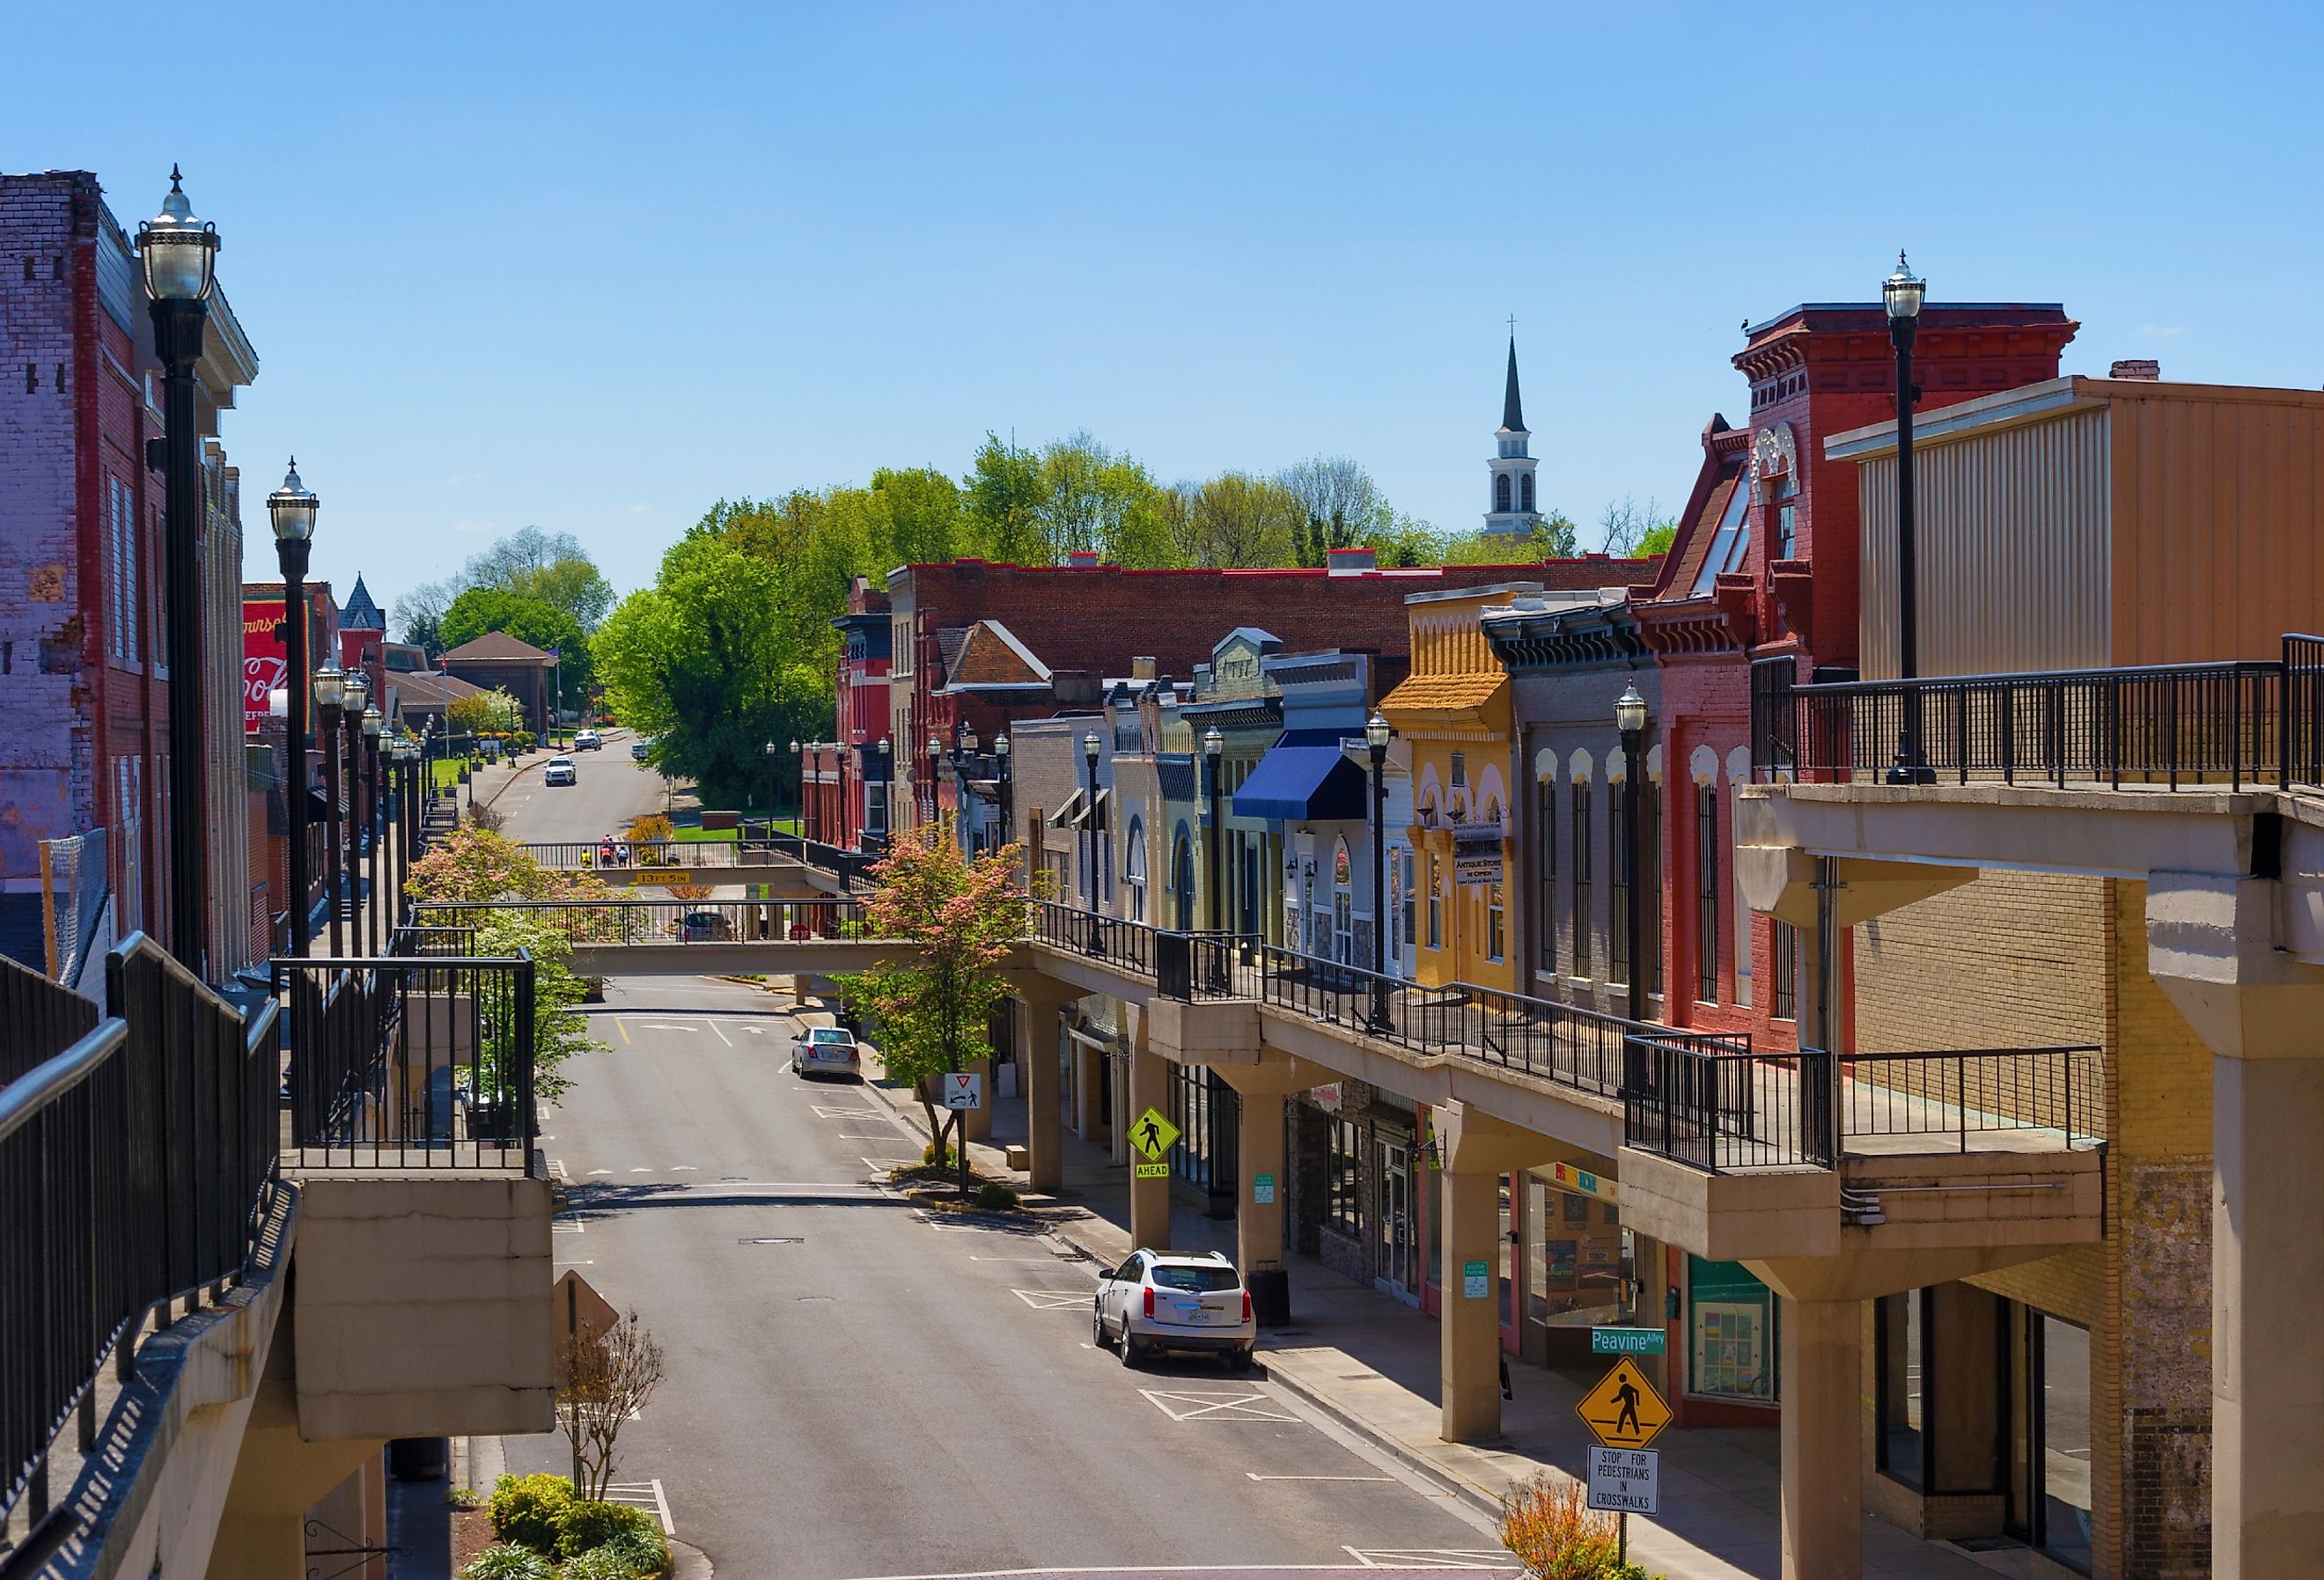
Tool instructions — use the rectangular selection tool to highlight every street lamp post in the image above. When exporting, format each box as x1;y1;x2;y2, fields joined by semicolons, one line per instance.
138;168;220;974
1365;713;1394;1034
1615;682;1650;1025
1202;727;1225;934
362;704;384;952
926;734;943;831
1883;252;1934;785
952;726;979;856
341;669;370;956
314;667;346;956
267;461;319;953
1082;731;1103;952
790;739;804;845
762;739;779;839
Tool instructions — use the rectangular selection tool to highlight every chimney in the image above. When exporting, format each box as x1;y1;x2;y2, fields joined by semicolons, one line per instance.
1067;551;1099;570
1131;656;1157;681
2109;358;2161;381
1327;547;1378;576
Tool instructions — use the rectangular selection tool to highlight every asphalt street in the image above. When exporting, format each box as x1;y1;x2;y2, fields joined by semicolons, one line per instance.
489;730;668;843
511;979;1513;1578
498;752;1514;1577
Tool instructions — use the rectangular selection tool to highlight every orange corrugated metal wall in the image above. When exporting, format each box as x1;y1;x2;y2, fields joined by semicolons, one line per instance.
2109;390;2324;665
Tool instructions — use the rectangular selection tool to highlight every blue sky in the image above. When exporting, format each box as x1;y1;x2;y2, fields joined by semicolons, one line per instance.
6;2;2319;623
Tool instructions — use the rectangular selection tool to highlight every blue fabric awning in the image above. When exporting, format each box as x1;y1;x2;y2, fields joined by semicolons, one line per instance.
1232;730;1369;823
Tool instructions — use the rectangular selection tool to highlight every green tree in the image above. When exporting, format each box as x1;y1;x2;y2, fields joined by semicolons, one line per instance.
592;533;826;808
840;819;1026;1198
440;587;594;703
1636;520;1679;558
462;526;617;631
964;434;1048;565
1280;455;1394;567
1179;472;1304;567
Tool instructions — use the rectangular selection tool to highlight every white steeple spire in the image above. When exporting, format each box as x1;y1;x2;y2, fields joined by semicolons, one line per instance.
1484;331;1543;536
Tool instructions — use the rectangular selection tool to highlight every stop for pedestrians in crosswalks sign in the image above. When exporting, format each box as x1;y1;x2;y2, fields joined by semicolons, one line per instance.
942;1072;983;1110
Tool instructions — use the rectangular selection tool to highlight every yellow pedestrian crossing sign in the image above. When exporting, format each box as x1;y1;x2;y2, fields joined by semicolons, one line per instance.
1130;1106;1180;1161
1577;1356;1670;1450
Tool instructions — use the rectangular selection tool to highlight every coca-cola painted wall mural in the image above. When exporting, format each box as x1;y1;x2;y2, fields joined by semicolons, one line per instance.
243;600;287;733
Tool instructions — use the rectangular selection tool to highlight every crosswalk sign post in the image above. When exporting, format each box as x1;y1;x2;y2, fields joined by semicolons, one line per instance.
1576;1356;1670;1451
1129;1106;1180;1179
1577;1357;1671;1561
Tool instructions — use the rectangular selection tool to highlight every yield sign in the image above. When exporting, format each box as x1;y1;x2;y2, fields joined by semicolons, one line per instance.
1576;1356;1671;1450
1129;1106;1180;1160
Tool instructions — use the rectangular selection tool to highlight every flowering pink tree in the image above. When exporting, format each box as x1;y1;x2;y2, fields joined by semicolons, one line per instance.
841;818;1026;1196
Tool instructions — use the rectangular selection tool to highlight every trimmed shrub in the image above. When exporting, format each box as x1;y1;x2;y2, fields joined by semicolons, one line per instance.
922;1142;954;1167
488;1473;573;1554
602;1524;671;1575
461;1543;555;1579
554;1498;657;1562
977;1182;1019;1210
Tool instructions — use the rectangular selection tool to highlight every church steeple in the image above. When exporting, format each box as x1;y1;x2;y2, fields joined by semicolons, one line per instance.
1484;331;1542;536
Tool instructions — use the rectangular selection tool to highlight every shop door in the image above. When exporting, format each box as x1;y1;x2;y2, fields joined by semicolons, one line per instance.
1376;1140;1418;1304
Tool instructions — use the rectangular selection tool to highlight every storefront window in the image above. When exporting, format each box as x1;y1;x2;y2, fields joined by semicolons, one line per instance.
1326;1118;1366;1240
1877;1290;1927;1488
1688;1256;1776;1401
2038;1317;2093;1571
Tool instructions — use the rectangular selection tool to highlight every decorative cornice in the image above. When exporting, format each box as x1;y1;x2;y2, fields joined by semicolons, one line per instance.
1483;603;1647;671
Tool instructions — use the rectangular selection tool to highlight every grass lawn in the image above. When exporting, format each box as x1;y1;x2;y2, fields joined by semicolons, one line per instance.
428;759;470;790
671;825;739;844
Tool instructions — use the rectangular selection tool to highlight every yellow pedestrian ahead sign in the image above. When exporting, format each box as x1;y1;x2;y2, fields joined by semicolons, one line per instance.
1577;1356;1671;1451
1130;1106;1180;1161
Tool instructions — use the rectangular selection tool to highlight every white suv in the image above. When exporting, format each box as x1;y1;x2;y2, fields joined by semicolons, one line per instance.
1093;1249;1255;1371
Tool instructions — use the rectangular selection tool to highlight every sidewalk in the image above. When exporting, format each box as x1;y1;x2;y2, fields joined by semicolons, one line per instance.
842;1027;2004;1580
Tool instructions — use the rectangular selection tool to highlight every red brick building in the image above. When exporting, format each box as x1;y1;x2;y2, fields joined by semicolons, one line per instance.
0;171;258;974
1635;301;2079;1058
864;548;1652;849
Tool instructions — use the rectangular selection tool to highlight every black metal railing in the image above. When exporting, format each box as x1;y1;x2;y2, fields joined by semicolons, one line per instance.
276;954;537;1169
1625;1040;2104;1174
513;838;799;871
411;896;875;944
1032;900;1159;975
1;937;275;1532
1754;636;2324;791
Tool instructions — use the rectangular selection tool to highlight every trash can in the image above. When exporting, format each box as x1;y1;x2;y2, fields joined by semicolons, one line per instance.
1248;1260;1291;1328
387;1437;449;1482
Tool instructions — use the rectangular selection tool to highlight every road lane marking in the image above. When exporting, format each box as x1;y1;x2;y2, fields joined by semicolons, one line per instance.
706;1021;732;1047
1009;1290;1088;1310
1247;1473;1394;1481
1342;1551;1519;1570
616;1019;632;1045
812;1106;884;1120
1137;1389;1298;1423
586;1168;613;1176
638;1024;697;1034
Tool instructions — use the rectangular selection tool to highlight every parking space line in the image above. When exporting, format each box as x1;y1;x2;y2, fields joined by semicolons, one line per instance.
615;1019;631;1045
1137;1388;1299;1423
706;1021;732;1047
1010;1290;1088;1311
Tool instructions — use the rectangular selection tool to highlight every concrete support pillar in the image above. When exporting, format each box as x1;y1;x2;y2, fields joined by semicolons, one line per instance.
2146;872;2324;1578
1438;1164;1504;1444
1777;1296;1864;1580
1235;1089;1285;1275
1128;1029;1172;1252
1012;979;1083;1194
961;1056;993;1143
2212;1055;2324;1577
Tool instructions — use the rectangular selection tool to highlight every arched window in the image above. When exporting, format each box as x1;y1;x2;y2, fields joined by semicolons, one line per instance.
1124;816;1146;922
1494;473;1513;512
1519;472;1534;513
1173;825;1195;930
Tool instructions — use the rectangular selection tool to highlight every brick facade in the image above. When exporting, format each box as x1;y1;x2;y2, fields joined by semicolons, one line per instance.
1853;871;2213;1579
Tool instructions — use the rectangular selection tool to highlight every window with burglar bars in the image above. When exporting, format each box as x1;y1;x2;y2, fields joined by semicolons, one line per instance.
1570;783;1592;979
1611;782;1630;986
1773;920;1798;1021
1696;784;1719;1003
1537;776;1557;974
1642;781;1662;998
